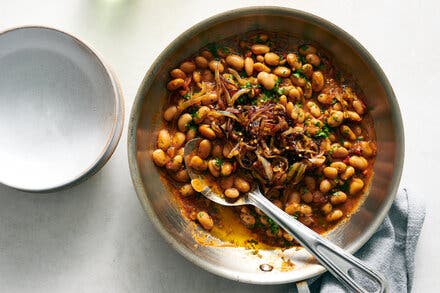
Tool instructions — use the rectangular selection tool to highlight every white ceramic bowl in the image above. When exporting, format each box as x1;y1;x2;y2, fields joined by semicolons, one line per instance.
0;26;124;192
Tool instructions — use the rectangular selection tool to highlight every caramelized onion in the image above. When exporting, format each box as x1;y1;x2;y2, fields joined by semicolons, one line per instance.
230;88;251;106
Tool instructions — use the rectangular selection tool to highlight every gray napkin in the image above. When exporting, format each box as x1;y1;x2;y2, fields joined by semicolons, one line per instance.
303;188;425;292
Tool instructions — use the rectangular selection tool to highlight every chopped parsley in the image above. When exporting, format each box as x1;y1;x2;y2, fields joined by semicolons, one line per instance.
314;121;323;127
315;123;331;138
267;217;280;235
185;120;198;131
187;106;200;117
298;54;307;64
240;81;252;89
292;211;300;219
214;157;223;167
260;87;279;102
183;93;191;100
222;47;231;55
292;70;308;81
273;77;286;95
260;93;273;102
292;72;302;79
299;44;309;51
236;95;253;105
255;77;285;103
273;77;287;96
254;215;264;228
328;145;338;155
315;173;323;180
250;35;266;44
240;82;261;90
206;42;229;59
340;180;349;193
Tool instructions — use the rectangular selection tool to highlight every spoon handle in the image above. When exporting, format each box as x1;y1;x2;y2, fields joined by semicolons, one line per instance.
248;190;388;293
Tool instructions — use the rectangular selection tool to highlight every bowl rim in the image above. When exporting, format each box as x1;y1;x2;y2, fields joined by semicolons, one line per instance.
0;25;125;193
127;6;404;284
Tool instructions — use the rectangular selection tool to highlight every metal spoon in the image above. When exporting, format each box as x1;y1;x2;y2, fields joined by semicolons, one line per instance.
184;138;387;293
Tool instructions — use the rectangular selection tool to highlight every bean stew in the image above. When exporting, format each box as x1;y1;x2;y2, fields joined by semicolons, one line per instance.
151;32;376;248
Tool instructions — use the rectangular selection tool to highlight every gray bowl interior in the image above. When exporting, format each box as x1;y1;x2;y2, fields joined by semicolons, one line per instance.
128;7;403;284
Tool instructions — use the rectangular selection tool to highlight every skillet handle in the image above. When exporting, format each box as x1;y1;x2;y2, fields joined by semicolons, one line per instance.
248;189;388;293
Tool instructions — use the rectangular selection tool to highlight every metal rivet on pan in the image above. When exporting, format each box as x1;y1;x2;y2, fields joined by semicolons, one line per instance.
259;264;273;272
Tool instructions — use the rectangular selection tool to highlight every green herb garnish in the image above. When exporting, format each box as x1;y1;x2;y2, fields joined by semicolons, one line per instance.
340;180;349;193
299;44;309;51
260;87;279;102
206;42;229;58
250;35;265;44
316;64;325;70
292;72;302;79
267;217;280;235
315;123;331;138
185;120;198;131
206;43;219;58
214;157;223;167
298;54;307;64
187;106;200;117
241;81;252;89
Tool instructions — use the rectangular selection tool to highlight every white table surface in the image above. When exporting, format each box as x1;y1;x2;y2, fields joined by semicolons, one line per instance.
0;0;437;292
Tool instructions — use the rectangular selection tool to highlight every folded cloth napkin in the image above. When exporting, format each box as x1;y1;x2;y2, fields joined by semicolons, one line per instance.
299;188;425;292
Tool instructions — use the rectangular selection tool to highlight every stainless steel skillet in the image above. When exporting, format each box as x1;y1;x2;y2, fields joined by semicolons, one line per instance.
128;6;403;287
